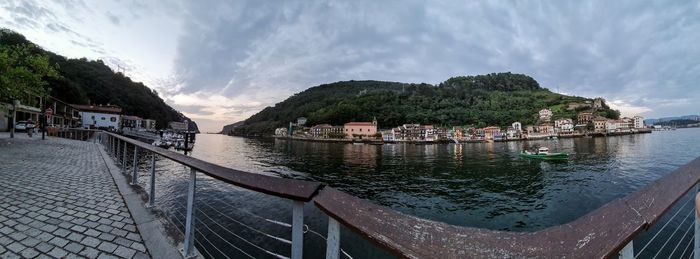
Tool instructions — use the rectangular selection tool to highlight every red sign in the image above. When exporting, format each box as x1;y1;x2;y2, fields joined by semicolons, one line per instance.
45;108;53;116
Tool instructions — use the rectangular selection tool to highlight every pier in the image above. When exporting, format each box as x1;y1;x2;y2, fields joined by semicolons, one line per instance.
2;128;700;258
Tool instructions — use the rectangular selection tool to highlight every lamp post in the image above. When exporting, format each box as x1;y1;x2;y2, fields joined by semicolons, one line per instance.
10;100;19;138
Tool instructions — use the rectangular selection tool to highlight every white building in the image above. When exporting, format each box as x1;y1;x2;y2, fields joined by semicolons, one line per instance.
633;116;645;128
381;130;395;141
512;122;522;132
539;109;553;122
555;119;574;133
74;105;122;130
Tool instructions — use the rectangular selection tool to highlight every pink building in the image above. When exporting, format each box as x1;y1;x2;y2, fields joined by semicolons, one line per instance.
344;119;378;139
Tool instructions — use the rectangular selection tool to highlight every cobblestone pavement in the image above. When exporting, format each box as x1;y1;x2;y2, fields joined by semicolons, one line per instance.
0;136;150;259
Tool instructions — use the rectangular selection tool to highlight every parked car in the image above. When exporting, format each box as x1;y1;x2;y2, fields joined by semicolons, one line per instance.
14;121;35;131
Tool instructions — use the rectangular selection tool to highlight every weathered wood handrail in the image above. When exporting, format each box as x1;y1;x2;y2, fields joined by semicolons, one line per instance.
93;131;699;258
104;131;321;201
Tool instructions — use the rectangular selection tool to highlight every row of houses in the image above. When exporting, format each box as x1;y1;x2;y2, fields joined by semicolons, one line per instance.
1;94;159;132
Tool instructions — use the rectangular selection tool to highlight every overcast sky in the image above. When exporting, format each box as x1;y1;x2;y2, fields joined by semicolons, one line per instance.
2;0;699;132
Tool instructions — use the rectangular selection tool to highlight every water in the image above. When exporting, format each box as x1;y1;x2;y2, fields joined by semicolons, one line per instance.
138;128;700;258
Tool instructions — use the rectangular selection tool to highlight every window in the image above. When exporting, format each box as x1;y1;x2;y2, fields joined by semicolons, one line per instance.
101;117;106;120
110;117;116;122
360;128;362;132
91;115;95;119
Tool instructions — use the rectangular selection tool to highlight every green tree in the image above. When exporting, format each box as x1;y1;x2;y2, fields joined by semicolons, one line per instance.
0;44;59;102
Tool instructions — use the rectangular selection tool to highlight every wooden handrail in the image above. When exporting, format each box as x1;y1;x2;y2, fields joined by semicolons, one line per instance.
104;132;322;201
315;157;700;258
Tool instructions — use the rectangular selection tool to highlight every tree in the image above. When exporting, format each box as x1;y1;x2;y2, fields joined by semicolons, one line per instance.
0;44;59;102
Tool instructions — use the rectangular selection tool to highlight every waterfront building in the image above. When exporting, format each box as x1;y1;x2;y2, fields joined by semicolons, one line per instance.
344;118;378;139
634;116;645;128
143;119;157;131
578;112;593;124
121;115;143;130
311;124;332;138
539;108;553;122
424;125;436;141
381;130;395;141
74;104;122;130
46;97;81;128
1;93;43;131
512;122;522;132
275;127;288;136
593;117;608;133
451;127;463;140
482;126;501;140
555;119;574;133
398;124;422;141
537;123;555;134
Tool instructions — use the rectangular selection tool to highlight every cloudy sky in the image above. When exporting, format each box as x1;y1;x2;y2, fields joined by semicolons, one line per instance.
2;0;699;132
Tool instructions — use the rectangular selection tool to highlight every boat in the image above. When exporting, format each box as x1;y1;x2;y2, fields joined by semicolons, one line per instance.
520;147;569;160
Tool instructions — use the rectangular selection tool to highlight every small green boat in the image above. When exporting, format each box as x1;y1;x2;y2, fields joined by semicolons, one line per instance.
520;147;569;160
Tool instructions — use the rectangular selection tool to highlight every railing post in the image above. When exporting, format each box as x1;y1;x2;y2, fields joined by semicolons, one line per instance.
292;201;304;259
694;184;699;259
325;218;340;259
131;145;139;185
181;167;197;258
122;141;128;170
146;153;156;208
619;241;633;259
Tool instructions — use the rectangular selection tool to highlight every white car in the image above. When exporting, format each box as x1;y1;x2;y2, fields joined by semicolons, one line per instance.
14;121;35;131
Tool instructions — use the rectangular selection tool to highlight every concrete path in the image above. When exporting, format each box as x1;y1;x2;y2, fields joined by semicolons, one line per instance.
0;134;150;259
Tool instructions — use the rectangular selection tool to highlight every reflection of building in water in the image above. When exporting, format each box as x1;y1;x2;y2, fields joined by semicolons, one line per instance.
453;143;463;161
343;143;379;168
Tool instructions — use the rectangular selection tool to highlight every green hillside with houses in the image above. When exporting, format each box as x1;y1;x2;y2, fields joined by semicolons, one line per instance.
229;72;620;136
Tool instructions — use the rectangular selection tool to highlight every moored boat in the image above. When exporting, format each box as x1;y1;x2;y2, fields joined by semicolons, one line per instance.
520;147;568;160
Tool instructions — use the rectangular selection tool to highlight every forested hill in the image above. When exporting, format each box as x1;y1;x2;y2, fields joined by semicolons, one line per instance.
0;29;198;131
231;73;619;136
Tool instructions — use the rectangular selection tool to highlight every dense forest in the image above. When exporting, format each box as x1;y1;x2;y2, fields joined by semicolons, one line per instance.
231;73;619;136
0;29;197;131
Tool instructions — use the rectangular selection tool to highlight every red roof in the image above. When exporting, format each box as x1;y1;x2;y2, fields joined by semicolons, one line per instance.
344;122;375;126
71;104;122;114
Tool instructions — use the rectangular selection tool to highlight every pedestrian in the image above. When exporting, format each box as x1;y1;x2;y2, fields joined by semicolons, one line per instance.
26;120;35;138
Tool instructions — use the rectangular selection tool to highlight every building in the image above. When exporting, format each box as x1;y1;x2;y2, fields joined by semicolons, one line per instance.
296;117;307;126
73;104;122;130
555;118;574;133
593;117;608;133
311;124;343;139
344;118;378;139
539;108;553;122
578;112;593;124
1;93;44;132
143;119;156;131
275;127;288;136
605;120;619;133
537;123;555;135
47;97;81;128
633;116;645;129
121;115;143;130
381;130;395;141
593;97;605;109
482;126;501;140
512;122;522;132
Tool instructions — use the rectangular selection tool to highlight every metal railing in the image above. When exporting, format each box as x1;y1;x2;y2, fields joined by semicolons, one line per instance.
47;127;99;142
57;129;700;258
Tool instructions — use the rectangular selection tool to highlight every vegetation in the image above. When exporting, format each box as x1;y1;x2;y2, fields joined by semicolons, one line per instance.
0;43;59;102
232;73;619;136
0;29;197;131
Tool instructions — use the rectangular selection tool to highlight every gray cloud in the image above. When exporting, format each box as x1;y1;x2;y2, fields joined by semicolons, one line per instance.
106;11;120;25
173;0;700;118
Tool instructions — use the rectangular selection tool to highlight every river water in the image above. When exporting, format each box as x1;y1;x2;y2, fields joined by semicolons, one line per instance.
142;128;700;258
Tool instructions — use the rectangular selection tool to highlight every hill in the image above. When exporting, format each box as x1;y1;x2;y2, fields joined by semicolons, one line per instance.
0;28;197;131
231;73;619;136
645;115;700;125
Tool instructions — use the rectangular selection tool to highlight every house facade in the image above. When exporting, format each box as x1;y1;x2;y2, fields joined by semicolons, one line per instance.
74;104;122;130
344;119;378;139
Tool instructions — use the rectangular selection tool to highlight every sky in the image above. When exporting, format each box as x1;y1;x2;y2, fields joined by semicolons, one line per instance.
1;0;699;132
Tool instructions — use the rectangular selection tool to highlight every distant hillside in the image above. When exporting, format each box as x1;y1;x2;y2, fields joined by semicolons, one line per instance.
231;72;619;136
645;115;700;125
0;28;198;131
220;121;244;135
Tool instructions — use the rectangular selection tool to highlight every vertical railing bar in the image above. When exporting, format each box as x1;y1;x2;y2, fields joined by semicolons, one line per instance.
122;141;128;170
326;217;340;259
181;167;198;258
291;201;304;259
694;183;699;259
147;153;156;208
131;145;139;185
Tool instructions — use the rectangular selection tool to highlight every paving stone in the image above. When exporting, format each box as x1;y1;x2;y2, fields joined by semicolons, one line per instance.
113;245;136;259
36;232;55;242
97;253;119;259
97;242;118;253
35;242;55;253
48;247;69;258
71;225;88;233
129;242;146;253
80;236;101;248
80;247;101;259
110;228;128;237
49;236;70;247
98;233;116;242
54;228;72;237
6;242;26;253
20;248;40;258
8;231;27;241
65;242;85;254
19;237;41;247
68;232;86;242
